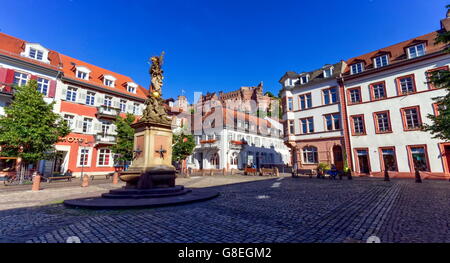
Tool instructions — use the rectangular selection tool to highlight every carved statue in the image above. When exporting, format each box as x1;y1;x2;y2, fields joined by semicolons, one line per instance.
149;52;164;97
141;51;171;125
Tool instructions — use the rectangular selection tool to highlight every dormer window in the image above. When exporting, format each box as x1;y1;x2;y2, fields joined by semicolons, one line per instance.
29;48;43;60
103;75;116;87
407;43;426;59
21;43;50;63
127;82;137;93
374;55;389;68
287;78;295;86
323;67;334;78
75;66;91;80
300;75;309;84
350;63;364;75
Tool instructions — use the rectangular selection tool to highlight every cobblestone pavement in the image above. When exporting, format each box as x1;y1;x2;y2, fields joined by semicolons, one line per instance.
0;177;449;243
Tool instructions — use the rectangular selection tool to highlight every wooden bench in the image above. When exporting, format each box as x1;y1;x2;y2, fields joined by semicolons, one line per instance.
260;168;277;176
90;173;112;181
296;169;317;178
47;176;73;183
244;167;257;176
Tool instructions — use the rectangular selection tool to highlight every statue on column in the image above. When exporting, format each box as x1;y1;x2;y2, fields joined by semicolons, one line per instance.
141;51;171;125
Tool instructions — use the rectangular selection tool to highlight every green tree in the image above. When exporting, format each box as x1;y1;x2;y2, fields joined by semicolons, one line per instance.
423;5;450;140
110;113;135;166
0;80;70;165
172;133;195;164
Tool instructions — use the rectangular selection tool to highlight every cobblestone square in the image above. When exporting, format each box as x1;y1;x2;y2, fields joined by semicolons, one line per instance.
0;176;449;243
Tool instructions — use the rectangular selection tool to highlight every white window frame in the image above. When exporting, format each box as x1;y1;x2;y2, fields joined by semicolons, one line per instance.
13;72;29;87
350;63;364;75
374;55;389;68
119;100;127;113
86;91;95;105
104;96;113;107
97;148;112;167
77;147;92;167
66;87;77;102
407;43;426;59
29;48;44;61
82;117;93;133
300;75;309;84
63;114;75;129
37;78;49;96
75;66;91;80
127;82;137;93
303;146;318;164
323;67;334;78
132;103;140;115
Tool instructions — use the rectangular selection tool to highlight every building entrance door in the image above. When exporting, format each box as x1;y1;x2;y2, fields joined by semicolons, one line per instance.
332;145;343;171
357;149;370;174
445;146;450;174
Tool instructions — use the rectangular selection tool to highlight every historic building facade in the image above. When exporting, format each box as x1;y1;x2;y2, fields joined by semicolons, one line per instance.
188;108;290;170
280;62;347;171
342;17;450;179
0;32;148;177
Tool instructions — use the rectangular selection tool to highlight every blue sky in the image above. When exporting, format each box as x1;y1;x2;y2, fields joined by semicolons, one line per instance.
0;0;447;102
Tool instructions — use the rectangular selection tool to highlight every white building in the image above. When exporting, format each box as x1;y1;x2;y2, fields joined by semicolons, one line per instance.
187;108;290;170
342;14;450;179
279;62;347;171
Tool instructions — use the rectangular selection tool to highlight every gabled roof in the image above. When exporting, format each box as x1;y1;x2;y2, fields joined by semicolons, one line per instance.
344;31;445;75
0;32;61;70
59;54;148;99
280;61;346;87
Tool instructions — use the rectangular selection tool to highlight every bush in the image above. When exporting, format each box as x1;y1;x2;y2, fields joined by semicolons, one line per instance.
317;163;331;171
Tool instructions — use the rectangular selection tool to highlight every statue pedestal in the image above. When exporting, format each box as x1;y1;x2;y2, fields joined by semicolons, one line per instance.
119;121;176;189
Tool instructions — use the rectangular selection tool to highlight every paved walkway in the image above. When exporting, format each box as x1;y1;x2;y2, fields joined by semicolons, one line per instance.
0;176;449;243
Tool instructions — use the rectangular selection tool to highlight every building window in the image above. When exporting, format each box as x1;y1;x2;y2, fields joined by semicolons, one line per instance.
63;114;75;129
82;118;93;133
323;67;333;78
303;146;318;164
348;87;362;104
300;117;314;134
350;63;364;75
79;148;89;166
86;91;95;105
397;75;416;95
287;97;294;111
380;147;398;171
323;87;338;105
408;146;429;171
29;48;43;60
299;93;312;110
76;71;88;80
104;96;112;107
37;78;49;96
104;79;114;87
98;149;111;166
133;103;140;115
120;100;127;113
407;44;426;59
288;120;295;134
300;75;309;84
374;55;389;68
370;82;386;100
100;121;111;135
351;115;365;135
13;72;28;86
374;111;391;133
127;85;136;93
66;87;77;102
324;113;340;131
401;106;421;131
426;66;449;89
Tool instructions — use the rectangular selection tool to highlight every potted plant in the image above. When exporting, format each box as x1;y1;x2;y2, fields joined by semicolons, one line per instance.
317;163;330;179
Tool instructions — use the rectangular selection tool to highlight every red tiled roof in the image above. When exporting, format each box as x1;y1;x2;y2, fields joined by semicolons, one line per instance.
59;54;149;99
344;31;446;74
0;33;61;70
201;107;273;129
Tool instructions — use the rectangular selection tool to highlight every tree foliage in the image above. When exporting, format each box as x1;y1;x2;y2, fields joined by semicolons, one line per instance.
0;80;70;163
172;133;195;163
422;5;450;141
110;113;135;165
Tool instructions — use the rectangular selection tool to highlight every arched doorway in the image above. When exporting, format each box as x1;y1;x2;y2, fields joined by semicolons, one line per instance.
210;152;220;169
332;145;343;171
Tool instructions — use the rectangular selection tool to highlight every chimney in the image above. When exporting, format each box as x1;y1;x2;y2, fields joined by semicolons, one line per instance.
441;8;450;31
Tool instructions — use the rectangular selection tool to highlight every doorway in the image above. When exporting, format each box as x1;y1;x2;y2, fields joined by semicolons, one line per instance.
445;145;450;174
332;145;343;170
356;149;370;174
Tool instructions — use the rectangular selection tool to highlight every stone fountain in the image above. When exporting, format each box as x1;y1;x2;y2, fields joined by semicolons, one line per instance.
64;52;219;209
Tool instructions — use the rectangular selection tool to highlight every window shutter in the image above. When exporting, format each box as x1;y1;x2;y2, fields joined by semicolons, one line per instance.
127;102;134;113
113;98;120;108
48;80;56;98
78;89;87;103
30;75;38;81
61;87;67;100
0;67;7;83
110;124;116;134
93;122;101;133
5;69;15;84
96;93;104;105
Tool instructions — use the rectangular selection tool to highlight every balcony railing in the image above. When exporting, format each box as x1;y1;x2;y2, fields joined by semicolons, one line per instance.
96;105;120;119
95;134;116;145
